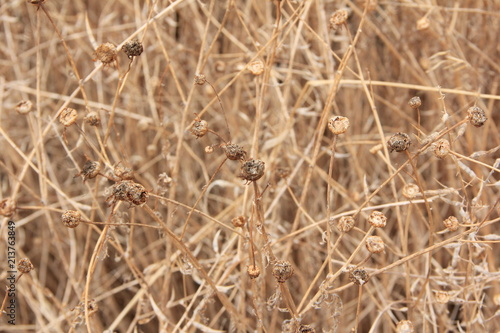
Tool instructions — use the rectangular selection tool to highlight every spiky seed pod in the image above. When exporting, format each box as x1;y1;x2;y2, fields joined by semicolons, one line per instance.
78;160;101;181
231;216;246;228
349;268;369;286
17;258;34;274
443;216;459;231
328;116;350;135
240;159;265;183
126;182;149;206
366;236;385;254
402;183;420;199
248;60;264;75
94;43;117;65
122;39;143;59
396;320;414;333
62;210;81;228
272;260;293;283
329;9;348;30
433;139;450;159
387;132;411;152
107;180;148;207
190;119;208;138
194;74;206;85
59;107;78;127
16;100;33;114
0;198;17;217
336;216;355;232
408;96;421;109
467;106;487;127
222;143;246;161
368;211;387;228
247;265;260;279
85;111;101;126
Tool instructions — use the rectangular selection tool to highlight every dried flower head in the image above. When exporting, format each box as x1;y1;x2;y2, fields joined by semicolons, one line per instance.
84;111;101;126
122;39;143;59
248;60;264;76
366;235;385;254
222;143;247;161
349;268;369;286
328;116;350;135
298;324;316;333
59;107;78;127
329;9;348;30
62;210;82;228
94;43;117;65
402;183;420;199
272;260;293;283
247;264;260;279
194;74;207;85
107;180;148;207
443;216;459;232
433;139;450;159
396;320;414;333
240;159;265;183
336;216;355;232
435;291;450;304
190;119;208;138
16;100;33;114
387;132;411;152
0;198;17;217
76;160;101;182
467;106;487;127
114;164;134;180
231;216;246;228
17;258;34;274
368;210;387;228
408;96;421;109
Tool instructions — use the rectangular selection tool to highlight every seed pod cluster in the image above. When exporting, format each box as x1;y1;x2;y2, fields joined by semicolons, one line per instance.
298;324;316;333
85;111;101;126
387;132;411;152
107;180;148;206
231;215;246;228
16;100;33;114
62;210;82;228
122;39;143;59
248;60;264;76
77;160;101;182
240;159;265;183
222;143;247;161
402;183;420;199
272;260;293;283
396;320;414;333
194;74;207;85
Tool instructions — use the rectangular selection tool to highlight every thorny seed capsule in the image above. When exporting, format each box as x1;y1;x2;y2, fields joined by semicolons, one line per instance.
366;235;385;254
272;260;293;283
222;143;247;161
84;111;101;126
349;268;369;286
247;265;260;279
0;198;17;217
194;74;206;85
387;132;411;152
94;43;117;65
240;159;265;183
16;100;33;114
107;180;148;207
328;116;350;135
329;9;348;30
467;106;487;127
433;139;450;159
17;258;34;274
402;183;420;199
396;320;414;333
190;119;208;138
443;216;459;232
59;107;78;127
368;211;387;228
62;210;81;228
336;216;355;232
248;60;264;76
408;96;421;109
122;39;143;59
77;160;101;182
231;216;246;228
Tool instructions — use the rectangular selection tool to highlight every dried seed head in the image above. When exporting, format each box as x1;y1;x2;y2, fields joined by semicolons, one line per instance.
417;16;430;30
222;143;247;161
94;43;117;65
190;119;208;138
59;107;78;127
126;182;149;206
329;9;348;30
194;74;207;85
240;159;265;183
114;165;134;180
0;198;17;217
336;216;355;232
85;111;101;126
231;215;246;228
17;258;34;274
443;216;459;232
387;132;411;152
248;60;264;76
247;264;260;279
435;291;450;304
402;183;420;199
433;139;450;159
408;96;421;109
349;268;369;286
368;211;387;228
122;39;143;59
366;235;385;254
467;106;487;127
78;160;101;181
16;100;33;114
107;180;148;206
298;324;316;333
62;210;81;228
396;320;414;333
328;116;350;135
205;146;214;154
272;260;293;283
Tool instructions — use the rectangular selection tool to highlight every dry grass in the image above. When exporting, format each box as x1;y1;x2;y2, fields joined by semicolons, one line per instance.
1;0;499;332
